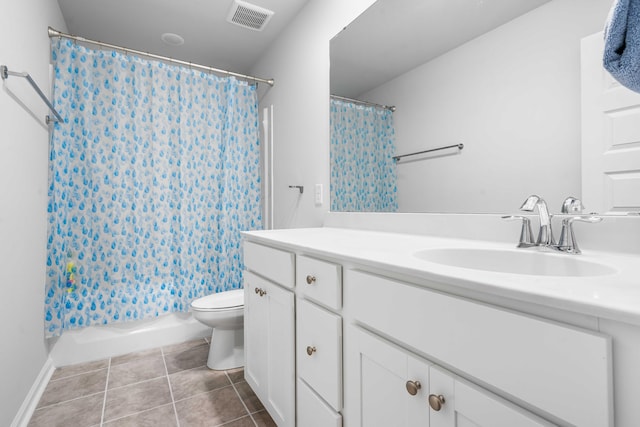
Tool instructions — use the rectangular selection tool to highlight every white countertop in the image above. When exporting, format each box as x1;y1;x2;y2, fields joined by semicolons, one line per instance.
243;227;640;326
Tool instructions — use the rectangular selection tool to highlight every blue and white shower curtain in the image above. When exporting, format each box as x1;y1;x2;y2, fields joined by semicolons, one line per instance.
330;99;398;212
45;39;262;336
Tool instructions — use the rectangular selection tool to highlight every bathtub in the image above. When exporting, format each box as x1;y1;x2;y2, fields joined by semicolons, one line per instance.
47;312;211;366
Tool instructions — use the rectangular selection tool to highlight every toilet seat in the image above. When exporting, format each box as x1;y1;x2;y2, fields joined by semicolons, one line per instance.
191;289;244;312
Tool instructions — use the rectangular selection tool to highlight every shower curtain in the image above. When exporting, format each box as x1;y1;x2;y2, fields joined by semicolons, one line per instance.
330;99;398;212
45;39;262;336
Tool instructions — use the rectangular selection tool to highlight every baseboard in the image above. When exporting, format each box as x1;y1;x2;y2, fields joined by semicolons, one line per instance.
10;358;55;427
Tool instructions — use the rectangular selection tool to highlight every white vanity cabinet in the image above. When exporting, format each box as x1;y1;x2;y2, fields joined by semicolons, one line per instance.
243;233;616;427
243;242;295;427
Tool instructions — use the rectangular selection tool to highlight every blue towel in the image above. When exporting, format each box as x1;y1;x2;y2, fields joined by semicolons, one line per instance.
604;0;640;93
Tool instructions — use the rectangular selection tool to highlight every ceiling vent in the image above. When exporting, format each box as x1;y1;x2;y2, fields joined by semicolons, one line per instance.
226;0;275;31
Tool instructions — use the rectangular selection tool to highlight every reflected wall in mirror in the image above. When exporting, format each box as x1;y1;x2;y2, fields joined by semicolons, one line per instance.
330;0;614;214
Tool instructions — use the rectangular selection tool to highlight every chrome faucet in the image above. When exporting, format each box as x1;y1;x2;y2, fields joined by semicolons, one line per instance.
519;195;556;247
556;197;602;254
503;195;602;254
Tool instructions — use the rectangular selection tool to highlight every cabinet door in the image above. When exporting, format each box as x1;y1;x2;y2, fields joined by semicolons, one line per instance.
345;326;430;427
297;298;342;411
429;367;554;427
265;279;295;426
243;271;295;427
244;272;268;397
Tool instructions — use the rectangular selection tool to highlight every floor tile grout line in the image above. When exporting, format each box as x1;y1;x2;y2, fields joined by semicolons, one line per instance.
166;362;208;377
33;390;105;411
217;414;257;427
98;403;175;425
104;365;217;398
108;353;165;370
49;366;109;382
99;357;111;427
109;348;164;363
105;373;170;392
161;339;209;356
171;383;236;405
161;346;181;427
227;371;259;427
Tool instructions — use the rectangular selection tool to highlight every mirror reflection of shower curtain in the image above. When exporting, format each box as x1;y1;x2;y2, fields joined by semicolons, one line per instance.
330;99;398;212
45;39;262;337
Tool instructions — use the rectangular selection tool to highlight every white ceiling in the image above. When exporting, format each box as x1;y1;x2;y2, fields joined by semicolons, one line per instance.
56;0;310;76
331;0;552;98
56;0;554;91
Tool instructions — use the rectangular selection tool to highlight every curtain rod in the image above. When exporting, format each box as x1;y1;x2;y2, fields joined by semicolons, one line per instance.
47;27;275;87
330;94;396;112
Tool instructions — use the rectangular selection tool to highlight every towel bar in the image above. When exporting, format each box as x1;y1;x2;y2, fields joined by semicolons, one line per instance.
393;143;463;162
1;65;63;124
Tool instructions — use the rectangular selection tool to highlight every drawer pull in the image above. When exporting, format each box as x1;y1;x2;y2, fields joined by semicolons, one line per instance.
306;275;317;285
405;380;421;396
306;346;317;356
428;394;446;411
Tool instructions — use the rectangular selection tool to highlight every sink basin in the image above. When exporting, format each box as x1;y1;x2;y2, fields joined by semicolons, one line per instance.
413;248;617;277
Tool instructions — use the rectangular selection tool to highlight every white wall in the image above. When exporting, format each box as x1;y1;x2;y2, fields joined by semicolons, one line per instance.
251;0;376;229
362;0;612;213
0;1;67;424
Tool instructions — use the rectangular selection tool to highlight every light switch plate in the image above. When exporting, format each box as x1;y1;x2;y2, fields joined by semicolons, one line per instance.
315;184;323;205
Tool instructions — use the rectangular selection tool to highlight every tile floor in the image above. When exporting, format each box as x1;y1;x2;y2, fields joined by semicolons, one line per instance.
28;338;276;427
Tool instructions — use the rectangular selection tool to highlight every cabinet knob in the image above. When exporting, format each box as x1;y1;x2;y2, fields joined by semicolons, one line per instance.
306;346;316;356
306;275;316;285
259;289;267;297
254;287;260;294
405;380;421;396
428;394;446;411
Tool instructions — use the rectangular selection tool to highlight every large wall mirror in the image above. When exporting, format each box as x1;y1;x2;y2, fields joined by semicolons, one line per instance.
330;0;615;214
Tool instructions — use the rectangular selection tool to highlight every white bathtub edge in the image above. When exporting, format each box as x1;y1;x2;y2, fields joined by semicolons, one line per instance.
48;312;212;367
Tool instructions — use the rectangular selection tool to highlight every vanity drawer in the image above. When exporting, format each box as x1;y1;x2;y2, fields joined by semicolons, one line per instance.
296;255;342;310
297;298;342;411
297;378;342;427
345;269;612;427
244;241;294;289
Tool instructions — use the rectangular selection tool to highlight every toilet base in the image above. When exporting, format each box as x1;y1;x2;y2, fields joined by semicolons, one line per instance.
207;327;244;370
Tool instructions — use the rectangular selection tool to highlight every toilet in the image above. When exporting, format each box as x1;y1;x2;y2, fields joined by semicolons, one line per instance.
190;289;244;370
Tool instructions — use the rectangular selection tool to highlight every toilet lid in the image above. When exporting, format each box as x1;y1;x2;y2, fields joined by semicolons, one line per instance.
191;289;244;311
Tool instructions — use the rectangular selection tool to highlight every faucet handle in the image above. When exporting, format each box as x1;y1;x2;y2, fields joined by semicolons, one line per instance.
502;215;534;247
561;197;584;214
557;214;602;254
